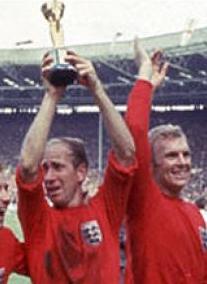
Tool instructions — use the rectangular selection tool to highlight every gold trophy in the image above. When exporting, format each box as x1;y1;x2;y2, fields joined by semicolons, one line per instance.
41;0;77;86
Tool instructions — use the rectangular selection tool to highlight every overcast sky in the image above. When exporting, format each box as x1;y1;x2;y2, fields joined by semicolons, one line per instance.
0;0;207;49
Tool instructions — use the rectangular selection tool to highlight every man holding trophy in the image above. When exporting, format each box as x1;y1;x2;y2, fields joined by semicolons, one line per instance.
15;1;137;283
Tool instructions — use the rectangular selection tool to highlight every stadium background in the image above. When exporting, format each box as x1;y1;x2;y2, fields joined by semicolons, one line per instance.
0;27;207;283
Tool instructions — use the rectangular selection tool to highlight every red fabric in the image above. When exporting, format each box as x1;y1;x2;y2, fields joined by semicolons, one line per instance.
16;151;137;284
0;227;27;283
126;80;207;284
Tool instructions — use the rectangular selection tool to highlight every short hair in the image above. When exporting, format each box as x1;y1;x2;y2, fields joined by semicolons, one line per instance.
195;196;207;209
149;124;186;146
148;124;188;162
47;137;89;169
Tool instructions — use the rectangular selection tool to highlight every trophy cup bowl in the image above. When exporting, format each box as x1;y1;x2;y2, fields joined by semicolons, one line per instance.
47;48;78;87
41;1;77;87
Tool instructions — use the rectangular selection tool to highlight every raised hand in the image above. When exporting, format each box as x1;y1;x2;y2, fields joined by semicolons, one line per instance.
151;50;169;90
134;36;151;67
65;51;100;91
133;36;152;81
133;37;169;90
41;52;66;98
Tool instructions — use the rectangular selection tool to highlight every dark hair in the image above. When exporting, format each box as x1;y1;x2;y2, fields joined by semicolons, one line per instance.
195;196;207;209
47;137;89;169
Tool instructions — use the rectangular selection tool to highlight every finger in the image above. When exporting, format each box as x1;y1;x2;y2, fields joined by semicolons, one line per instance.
41;65;52;75
42;52;52;62
41;56;53;68
160;62;169;77
78;68;92;77
66;50;77;56
151;49;163;65
42;52;51;60
65;55;81;67
76;63;91;71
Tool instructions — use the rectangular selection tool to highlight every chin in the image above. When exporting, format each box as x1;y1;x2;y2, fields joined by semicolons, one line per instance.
175;180;189;189
169;183;186;195
52;199;68;208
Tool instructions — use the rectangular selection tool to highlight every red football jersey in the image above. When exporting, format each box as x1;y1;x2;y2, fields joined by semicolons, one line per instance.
126;80;207;284
16;151;136;284
0;227;27;283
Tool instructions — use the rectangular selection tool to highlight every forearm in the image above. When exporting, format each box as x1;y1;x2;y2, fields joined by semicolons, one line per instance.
126;80;153;135
20;92;59;178
91;79;135;166
138;61;153;82
126;49;153;135
64;52;135;165
125;80;153;169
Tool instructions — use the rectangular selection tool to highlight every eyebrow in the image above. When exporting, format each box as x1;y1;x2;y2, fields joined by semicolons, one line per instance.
165;149;191;156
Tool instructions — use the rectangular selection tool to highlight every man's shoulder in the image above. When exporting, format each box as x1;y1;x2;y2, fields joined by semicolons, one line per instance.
0;226;17;242
0;226;13;235
182;199;204;218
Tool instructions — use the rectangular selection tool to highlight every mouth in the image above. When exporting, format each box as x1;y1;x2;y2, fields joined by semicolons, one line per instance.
170;169;190;180
46;187;62;198
0;208;7;215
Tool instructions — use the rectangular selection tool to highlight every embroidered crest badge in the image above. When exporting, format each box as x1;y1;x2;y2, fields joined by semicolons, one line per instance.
81;220;103;246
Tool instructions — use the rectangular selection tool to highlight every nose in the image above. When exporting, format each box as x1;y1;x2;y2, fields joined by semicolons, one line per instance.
0;187;10;206
44;168;56;184
177;153;187;165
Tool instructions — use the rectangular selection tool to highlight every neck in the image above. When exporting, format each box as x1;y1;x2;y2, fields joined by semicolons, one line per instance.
160;185;182;198
68;187;85;207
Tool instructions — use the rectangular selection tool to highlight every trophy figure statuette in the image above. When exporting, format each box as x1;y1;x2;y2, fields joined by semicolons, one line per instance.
41;0;77;86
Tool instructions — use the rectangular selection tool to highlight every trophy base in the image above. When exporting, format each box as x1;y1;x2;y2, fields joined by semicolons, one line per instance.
48;63;78;87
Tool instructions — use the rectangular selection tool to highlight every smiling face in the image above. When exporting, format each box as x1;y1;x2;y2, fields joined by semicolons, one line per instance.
42;141;87;208
153;136;192;197
0;173;10;227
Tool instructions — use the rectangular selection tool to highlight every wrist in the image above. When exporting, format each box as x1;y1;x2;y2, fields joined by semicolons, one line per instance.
44;89;61;104
46;84;65;99
138;62;153;81
89;77;103;93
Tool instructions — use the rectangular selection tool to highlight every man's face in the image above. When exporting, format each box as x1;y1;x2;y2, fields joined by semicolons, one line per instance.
0;173;10;227
42;143;87;208
153;136;192;196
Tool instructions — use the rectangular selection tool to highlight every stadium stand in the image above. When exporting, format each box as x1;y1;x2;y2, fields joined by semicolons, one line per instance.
0;109;206;199
0;27;206;201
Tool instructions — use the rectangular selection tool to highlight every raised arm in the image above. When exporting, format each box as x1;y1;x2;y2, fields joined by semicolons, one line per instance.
125;38;153;141
126;38;168;159
126;39;169;213
19;54;66;181
65;51;135;166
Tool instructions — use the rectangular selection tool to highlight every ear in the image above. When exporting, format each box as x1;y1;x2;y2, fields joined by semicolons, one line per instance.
76;163;88;184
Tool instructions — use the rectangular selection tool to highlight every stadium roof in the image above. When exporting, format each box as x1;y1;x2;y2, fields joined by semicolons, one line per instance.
0;26;206;108
0;27;207;65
